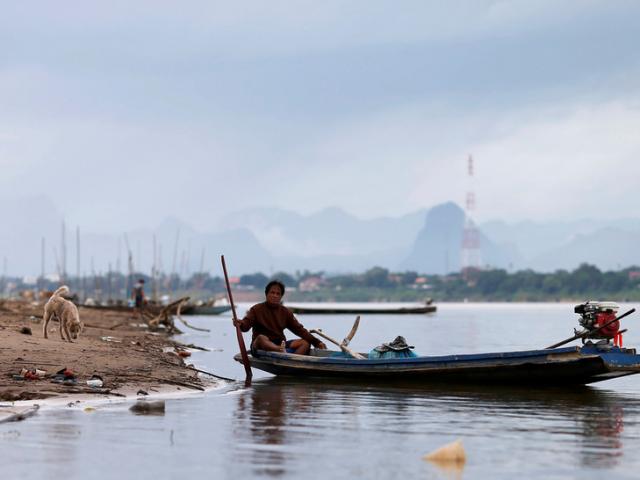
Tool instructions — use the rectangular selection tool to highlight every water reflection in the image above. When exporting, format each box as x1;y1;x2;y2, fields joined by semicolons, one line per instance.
234;381;316;477
233;377;639;474
37;412;83;479
433;383;629;469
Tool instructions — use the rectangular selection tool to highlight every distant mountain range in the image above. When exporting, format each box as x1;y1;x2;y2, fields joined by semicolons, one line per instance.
2;196;640;277
400;203;517;274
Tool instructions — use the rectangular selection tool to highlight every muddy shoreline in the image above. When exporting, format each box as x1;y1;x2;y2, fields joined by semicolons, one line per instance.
0;299;218;403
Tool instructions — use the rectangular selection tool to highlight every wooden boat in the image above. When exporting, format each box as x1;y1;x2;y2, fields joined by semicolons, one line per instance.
79;300;230;316
233;303;640;386
79;303;164;315
286;302;436;315
180;304;232;316
234;345;640;385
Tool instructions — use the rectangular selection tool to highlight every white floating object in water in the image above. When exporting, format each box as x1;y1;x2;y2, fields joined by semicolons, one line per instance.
423;439;466;464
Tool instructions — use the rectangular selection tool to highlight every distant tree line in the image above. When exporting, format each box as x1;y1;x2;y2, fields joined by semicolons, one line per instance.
428;263;640;301
2;263;640;302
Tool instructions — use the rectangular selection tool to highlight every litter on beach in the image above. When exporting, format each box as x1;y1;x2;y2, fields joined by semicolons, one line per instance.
100;336;122;343
13;368;47;381
51;368;78;385
86;375;104;388
1;296;210;404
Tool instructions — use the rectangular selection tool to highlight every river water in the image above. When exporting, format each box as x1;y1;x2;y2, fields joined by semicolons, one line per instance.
3;302;640;479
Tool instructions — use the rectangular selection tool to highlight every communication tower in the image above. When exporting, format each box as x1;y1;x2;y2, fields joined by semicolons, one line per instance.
461;155;482;274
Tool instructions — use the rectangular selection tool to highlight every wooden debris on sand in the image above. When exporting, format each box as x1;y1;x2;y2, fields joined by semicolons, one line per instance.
147;296;210;334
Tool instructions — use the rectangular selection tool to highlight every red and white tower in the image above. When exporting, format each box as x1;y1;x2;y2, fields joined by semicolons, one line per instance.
461;155;482;273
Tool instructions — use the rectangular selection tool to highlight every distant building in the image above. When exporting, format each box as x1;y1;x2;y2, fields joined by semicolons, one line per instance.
299;276;325;292
412;276;431;289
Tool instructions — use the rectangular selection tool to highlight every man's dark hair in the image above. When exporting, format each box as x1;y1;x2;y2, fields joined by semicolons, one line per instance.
265;280;285;296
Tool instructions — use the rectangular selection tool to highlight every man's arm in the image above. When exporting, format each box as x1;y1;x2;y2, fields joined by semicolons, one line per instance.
285;310;326;348
233;306;254;333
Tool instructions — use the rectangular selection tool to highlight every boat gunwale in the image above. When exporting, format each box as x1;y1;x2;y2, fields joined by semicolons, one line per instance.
249;345;590;366
286;305;436;314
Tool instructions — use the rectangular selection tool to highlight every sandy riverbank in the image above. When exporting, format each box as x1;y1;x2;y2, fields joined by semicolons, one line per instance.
0;299;221;404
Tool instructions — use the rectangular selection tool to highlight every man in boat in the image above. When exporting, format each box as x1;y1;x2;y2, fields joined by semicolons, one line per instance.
234;280;327;355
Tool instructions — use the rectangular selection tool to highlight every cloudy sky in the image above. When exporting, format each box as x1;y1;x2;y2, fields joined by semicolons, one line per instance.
2;1;640;232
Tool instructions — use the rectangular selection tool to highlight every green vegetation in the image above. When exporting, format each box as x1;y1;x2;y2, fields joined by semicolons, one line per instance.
408;264;640;302
5;263;640;303
279;264;640;302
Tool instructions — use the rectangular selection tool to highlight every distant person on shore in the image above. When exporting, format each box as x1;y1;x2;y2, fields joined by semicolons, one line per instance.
233;280;327;355
131;279;146;320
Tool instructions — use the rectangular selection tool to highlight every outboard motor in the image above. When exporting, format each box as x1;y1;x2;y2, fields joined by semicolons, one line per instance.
574;301;620;344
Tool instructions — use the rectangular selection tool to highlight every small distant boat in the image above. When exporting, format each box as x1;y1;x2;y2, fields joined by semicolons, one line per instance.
286;302;436;315
80;303;164;315
180;298;232;316
79;299;231;316
181;304;232;316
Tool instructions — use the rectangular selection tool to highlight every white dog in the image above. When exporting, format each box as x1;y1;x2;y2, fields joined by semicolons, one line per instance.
43;286;83;342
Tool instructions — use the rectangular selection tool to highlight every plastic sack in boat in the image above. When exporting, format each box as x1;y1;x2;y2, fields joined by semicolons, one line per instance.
368;336;418;359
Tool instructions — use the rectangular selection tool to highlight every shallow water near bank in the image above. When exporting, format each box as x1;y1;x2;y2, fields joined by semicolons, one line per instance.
3;302;640;479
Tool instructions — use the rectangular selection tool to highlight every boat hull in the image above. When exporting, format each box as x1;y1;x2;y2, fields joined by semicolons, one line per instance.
180;305;232;315
287;305;436;315
80;303;164;315
234;346;640;385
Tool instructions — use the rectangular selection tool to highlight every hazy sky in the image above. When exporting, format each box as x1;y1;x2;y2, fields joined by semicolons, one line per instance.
2;1;640;232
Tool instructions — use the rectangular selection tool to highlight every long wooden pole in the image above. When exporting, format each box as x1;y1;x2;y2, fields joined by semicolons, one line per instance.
309;328;366;359
221;255;252;382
